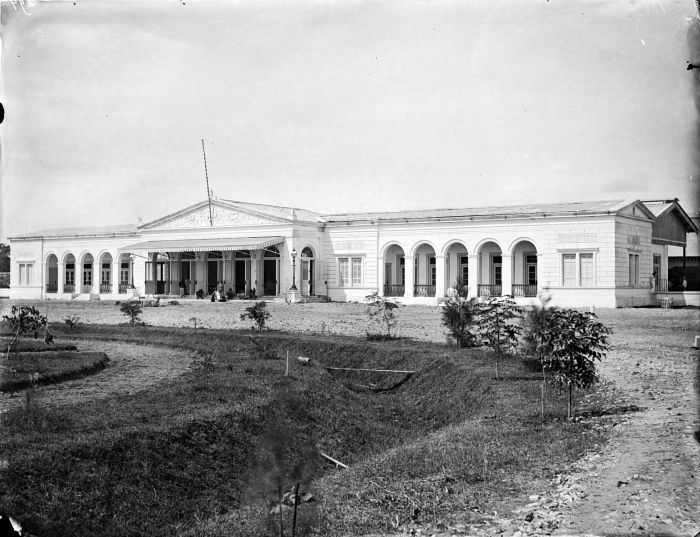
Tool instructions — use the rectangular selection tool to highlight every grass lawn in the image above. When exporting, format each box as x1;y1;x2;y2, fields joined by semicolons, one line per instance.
0;322;615;537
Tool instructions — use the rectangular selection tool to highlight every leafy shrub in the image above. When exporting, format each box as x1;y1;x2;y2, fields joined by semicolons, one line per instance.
119;301;143;326
241;301;271;332
365;292;399;339
2;305;52;360
441;278;480;348
478;297;521;378
542;309;612;419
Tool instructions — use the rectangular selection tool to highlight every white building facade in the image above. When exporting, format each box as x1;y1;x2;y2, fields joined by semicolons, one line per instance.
8;198;697;308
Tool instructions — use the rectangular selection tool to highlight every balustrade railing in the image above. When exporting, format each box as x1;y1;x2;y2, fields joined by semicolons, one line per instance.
383;284;405;297
64;284;75;293
100;284;112;294
118;283;128;294
478;284;502;297
46;283;58;293
654;278;668;292
414;284;436;297
512;284;537;297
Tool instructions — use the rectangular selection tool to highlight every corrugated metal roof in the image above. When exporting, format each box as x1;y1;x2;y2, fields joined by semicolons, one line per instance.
119;236;284;253
322;199;631;222
10;224;137;240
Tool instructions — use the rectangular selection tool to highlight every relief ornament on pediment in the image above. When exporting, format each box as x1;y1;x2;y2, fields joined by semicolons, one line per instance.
155;206;273;230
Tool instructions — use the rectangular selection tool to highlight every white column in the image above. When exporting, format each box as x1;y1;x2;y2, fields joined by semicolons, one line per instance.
58;262;65;295
403;255;415;298
377;254;385;296
111;253;120;296
91;257;100;295
501;254;512;296
132;255;146;297
467;254;478;299
435;255;445;298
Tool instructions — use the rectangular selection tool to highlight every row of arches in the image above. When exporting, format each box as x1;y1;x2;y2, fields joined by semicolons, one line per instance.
45;252;132;295
382;239;539;298
43;245;319;298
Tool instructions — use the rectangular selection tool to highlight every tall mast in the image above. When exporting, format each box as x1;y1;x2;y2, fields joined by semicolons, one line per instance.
201;139;214;227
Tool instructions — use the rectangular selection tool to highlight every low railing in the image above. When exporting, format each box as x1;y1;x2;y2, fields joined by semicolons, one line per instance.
100;284;112;294
145;281;156;295
118;283;129;294
478;284;502;297
654;278;668;292
64;284;75;293
512;284;537;297
414;284;436;297
46;283;58;293
384;284;405;297
81;285;92;294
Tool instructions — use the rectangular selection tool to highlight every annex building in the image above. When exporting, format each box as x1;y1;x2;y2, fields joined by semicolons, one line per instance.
7;198;698;308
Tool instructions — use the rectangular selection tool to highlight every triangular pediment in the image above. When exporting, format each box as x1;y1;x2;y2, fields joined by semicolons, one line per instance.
616;200;655;221
140;201;289;230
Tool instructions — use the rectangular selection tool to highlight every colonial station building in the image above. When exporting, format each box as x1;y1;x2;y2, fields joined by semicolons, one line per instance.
8;198;698;308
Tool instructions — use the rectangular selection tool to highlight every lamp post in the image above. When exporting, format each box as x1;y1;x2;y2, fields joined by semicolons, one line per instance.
290;248;298;290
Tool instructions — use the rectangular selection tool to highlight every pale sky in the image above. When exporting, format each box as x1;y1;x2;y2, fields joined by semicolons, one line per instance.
1;0;698;242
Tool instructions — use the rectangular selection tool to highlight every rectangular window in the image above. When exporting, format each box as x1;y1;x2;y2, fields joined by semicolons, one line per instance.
580;254;594;286
399;257;405;285
429;256;436;286
83;263;92;286
562;254;576;286
351;258;362;285
629;254;639;287
18;263;34;286
492;255;502;285
66;263;75;285
120;262;130;284
338;258;349;286
101;263;111;285
459;256;469;284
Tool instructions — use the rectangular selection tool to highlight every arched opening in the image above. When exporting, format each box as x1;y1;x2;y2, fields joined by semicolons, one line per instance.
80;253;94;294
64;254;76;293
300;246;315;296
413;243;437;297
383;244;406;297
444;242;468;294
99;252;113;294
263;246;280;296
511;240;538;297
46;254;58;293
477;241;502;297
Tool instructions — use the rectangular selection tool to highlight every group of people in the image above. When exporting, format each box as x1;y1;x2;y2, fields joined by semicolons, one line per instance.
177;280;258;301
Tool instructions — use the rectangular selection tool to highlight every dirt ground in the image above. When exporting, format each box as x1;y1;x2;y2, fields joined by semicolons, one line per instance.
1;300;698;536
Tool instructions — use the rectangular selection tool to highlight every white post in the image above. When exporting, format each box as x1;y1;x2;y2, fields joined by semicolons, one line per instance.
467;254;478;299
501;254;512;297
403;255;415;298
435;255;445;298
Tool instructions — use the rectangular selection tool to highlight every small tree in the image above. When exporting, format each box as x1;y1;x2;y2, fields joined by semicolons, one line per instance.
64;315;81;332
365;292;399;339
119;300;143;326
241;301;271;332
542;309;611;419
2;306;52;360
441;278;480;348
478;297;521;379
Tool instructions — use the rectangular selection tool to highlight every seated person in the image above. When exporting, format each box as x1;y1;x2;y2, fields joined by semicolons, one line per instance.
196;288;204;300
226;288;235;300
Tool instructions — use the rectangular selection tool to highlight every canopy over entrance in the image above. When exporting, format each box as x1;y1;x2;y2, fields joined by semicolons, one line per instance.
119;236;284;253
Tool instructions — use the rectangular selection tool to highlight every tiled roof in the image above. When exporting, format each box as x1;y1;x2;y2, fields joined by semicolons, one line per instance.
322;199;632;222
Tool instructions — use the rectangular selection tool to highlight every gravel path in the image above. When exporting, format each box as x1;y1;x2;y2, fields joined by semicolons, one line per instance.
0;339;195;410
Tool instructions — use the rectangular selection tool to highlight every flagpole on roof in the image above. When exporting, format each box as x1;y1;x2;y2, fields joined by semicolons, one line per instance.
201;139;214;227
